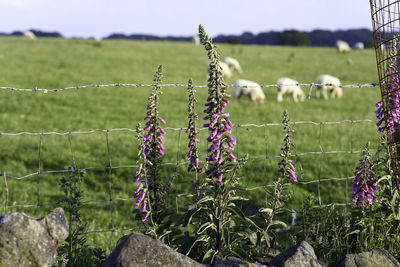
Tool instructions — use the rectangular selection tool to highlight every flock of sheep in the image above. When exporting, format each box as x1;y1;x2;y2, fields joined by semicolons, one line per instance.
208;57;343;104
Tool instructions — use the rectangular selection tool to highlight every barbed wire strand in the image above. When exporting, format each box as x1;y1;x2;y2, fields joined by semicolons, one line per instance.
0;82;379;93
0;120;374;137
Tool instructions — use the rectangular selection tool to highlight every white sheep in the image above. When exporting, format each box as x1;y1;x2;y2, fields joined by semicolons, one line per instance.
336;40;351;53
315;74;343;99
207;61;232;79
24;31;36;40
276;77;305;103
193;36;200;46
223;57;242;73
233;79;265;104
353;42;364;49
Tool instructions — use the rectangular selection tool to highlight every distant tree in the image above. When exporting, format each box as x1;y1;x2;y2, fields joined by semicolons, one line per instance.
278;30;311;46
364;39;375;49
224;37;243;45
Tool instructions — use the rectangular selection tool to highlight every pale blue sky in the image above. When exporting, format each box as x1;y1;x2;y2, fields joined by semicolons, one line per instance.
0;0;372;39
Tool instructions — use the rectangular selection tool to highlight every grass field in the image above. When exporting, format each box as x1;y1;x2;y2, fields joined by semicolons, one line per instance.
0;36;382;250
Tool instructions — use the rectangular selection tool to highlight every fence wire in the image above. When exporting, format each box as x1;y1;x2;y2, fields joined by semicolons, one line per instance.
0;82;379;93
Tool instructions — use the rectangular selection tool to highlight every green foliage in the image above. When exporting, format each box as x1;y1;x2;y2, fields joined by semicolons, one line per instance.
278;30;311;46
56;168;106;266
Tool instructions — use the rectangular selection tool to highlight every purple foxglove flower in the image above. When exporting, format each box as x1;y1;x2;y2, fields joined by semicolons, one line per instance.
140;201;147;212
223;124;232;133
227;136;236;144
209;116;219;128
225;118;233;127
228;152;237;162
159;118;166;124
375;101;382;109
217;173;223;185
133;184;142;198
160;128;166;135
159;144;165;151
289;169;297;182
213;150;220;163
376;119;384;127
133;171;140;183
142;213;149;222
135;191;146;208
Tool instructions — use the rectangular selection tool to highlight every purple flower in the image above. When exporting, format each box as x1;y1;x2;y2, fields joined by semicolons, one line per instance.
133;184;142;198
140;201;146;212
288;163;297;182
135;191;146;208
142;213;149;222
352;144;376;206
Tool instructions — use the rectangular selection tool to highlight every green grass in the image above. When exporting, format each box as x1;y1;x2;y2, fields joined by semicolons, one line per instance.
0;36;382;251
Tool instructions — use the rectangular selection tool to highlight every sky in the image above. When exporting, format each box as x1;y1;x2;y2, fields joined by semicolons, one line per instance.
0;0;373;39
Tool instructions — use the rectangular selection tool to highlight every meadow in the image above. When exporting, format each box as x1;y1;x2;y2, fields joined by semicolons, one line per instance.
0;36;382;251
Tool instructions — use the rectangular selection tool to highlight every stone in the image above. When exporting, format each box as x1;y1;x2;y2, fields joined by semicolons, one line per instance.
0;208;69;267
102;232;204;267
335;248;400;267
212;256;257;267
38;207;69;247
268;240;325;267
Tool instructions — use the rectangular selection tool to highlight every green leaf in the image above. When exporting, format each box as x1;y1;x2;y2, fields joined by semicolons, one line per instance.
243;229;257;246
345;229;360;237
377;175;391;185
229;247;250;261
225;205;246;220
268;220;288;229
202;248;218;264
197;195;214;204
176;235;208;255
222;227;230;248
259;208;273;215
181;206;207;226
197;222;215;234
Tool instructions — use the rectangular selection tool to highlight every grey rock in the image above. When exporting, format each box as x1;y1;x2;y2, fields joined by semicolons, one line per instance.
212;256;256;267
0;208;69;267
38;207;69;247
102;232;204;267
268;240;324;267
335;248;400;267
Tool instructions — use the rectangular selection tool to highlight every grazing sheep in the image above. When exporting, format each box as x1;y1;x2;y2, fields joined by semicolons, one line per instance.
378;43;386;54
223;57;242;73
276;77;305;103
193;36;200;45
316;74;343;99
24;31;36;40
207;61;232;79
336;40;351;53
233;79;265;104
353;42;364;49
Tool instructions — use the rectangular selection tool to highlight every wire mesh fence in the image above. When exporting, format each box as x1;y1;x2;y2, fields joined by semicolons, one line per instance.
0;81;380;248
